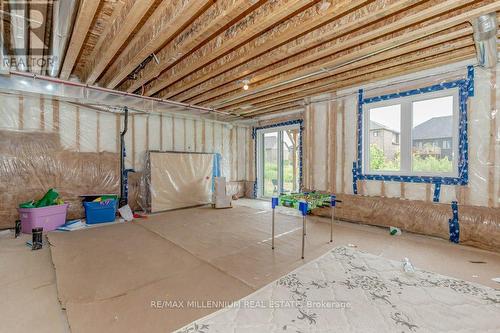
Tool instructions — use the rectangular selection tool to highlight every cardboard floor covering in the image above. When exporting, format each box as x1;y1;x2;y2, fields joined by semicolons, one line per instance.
47;204;500;332
48;206;336;333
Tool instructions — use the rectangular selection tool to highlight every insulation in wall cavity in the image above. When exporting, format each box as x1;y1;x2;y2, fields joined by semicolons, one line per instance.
162;115;173;151
173;117;184;151
205;121;214;152
100;112;117;153
310;102;326;191
185;118;195;152
134;115;148;170
148;115;161;151
194;119;203;152
304;61;499;209
23;97;41;130
0;94;20;129
59;103;78;151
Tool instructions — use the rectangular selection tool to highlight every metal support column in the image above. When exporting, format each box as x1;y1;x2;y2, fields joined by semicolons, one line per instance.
330;195;335;243
299;200;308;259
271;197;278;250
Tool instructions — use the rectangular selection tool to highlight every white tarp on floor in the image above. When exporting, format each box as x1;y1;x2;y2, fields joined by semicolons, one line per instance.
177;247;500;333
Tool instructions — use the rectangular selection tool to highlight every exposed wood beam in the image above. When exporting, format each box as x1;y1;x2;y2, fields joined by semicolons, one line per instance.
238;40;475;113
240;47;476;117
173;0;425;103
139;0;332;96
82;0;156;84
213;1;500;109
155;0;375;100
222;28;474;110
190;0;473;105
59;0;101;80
120;0;264;93
99;0;211;89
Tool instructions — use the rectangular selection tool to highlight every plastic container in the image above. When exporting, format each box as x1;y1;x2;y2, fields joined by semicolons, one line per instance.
18;204;69;234
83;200;117;224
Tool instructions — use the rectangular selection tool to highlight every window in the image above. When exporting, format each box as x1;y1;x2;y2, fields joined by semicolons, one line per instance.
367;105;401;172
363;89;459;177
392;133;400;145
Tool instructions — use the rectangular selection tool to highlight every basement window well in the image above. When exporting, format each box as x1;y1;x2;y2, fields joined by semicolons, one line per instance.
356;67;473;185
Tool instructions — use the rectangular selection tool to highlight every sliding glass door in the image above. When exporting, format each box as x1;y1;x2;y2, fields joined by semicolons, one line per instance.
256;125;300;198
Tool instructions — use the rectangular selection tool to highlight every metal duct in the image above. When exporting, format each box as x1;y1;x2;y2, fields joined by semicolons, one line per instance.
472;13;498;68
9;0;29;71
47;0;79;77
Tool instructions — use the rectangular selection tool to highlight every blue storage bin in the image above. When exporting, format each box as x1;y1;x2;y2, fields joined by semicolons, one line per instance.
83;200;117;224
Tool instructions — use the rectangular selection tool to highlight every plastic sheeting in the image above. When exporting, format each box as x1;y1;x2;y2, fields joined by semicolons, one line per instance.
0;89;251;229
143;152;214;213
302;60;499;251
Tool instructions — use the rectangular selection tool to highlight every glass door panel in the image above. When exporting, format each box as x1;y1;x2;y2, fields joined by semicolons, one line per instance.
263;132;279;197
282;129;299;193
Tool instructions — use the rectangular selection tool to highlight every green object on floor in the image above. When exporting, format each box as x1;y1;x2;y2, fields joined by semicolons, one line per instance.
19;200;36;208
20;189;61;208
35;188;60;208
278;192;331;212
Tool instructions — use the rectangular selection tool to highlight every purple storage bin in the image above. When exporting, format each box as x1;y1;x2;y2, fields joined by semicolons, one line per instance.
18;204;69;234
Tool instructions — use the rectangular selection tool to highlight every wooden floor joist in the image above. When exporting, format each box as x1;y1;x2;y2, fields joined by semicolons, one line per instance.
213;0;495;111
239;46;475;116
82;0;157;84
59;0;100;80
100;0;211;89
1;0;498;122
156;0;379;101
222;31;474;111
185;0;475;107
140;0;322;97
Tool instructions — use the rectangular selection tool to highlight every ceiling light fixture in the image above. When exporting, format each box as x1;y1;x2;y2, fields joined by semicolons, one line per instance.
242;79;250;90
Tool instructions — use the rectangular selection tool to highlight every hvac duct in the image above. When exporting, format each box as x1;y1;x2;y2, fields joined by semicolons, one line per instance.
47;0;79;77
472;13;498;68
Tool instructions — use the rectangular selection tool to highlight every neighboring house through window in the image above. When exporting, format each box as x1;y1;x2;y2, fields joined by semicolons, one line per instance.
362;89;459;177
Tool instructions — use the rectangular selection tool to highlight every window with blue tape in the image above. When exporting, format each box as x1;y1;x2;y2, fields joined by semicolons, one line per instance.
355;66;473;188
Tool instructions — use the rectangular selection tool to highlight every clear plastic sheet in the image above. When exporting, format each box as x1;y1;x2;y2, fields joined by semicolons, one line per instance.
140;151;215;213
0;89;250;228
302;61;499;251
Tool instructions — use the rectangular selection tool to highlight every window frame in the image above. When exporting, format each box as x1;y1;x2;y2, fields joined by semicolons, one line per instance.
362;89;460;178
355;67;473;187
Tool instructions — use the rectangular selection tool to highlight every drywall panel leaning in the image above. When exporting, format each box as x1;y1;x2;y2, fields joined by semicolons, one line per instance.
142;151;215;213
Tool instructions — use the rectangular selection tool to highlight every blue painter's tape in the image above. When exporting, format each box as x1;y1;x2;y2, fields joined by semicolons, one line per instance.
433;182;442;203
298;201;308;216
467;65;474;97
352;162;358;194
330;195;336;207
271;197;279;209
449;201;459;243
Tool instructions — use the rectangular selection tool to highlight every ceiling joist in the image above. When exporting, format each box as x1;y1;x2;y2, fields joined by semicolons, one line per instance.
59;0;100;80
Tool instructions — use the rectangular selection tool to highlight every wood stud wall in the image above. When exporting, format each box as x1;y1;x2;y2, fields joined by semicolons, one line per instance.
300;64;500;208
7;0;498;120
0;95;250;182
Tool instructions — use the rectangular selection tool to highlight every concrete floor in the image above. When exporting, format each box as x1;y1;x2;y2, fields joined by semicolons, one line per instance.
0;198;499;333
